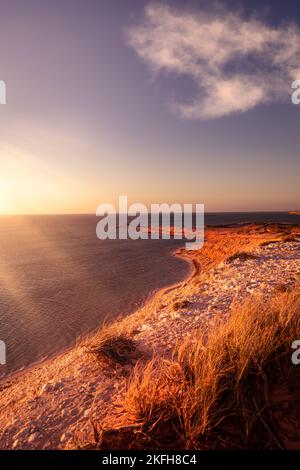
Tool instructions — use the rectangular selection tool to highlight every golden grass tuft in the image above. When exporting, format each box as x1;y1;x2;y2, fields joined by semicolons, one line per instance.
85;322;138;365
124;289;300;449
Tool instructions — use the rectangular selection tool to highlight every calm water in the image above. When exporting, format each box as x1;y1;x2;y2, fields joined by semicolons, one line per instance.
0;215;190;378
0;212;299;378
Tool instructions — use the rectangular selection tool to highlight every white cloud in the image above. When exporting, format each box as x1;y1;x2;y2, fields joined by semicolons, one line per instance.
127;3;300;119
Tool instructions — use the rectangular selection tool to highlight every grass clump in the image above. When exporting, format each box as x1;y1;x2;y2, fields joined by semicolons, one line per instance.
85;323;138;365
226;251;258;263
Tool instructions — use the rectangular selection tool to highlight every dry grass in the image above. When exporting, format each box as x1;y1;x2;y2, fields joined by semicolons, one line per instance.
85;322;138;365
273;283;293;294
124;289;300;449
172;300;191;310
226;251;258;263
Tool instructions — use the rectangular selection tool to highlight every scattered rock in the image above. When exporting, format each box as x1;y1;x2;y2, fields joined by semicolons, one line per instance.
12;439;20;449
60;431;72;443
39;383;54;395
28;432;39;443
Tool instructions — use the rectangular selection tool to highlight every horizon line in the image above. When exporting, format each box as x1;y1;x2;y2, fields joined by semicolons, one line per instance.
0;210;298;217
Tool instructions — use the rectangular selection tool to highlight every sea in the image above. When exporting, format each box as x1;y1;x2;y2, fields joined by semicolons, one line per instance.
0;212;299;378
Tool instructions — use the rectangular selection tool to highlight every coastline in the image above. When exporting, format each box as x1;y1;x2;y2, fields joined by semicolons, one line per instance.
0;224;299;449
0;244;194;386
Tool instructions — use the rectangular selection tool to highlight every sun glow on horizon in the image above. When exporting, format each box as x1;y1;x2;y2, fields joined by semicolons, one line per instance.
0;143;57;215
0;142;100;215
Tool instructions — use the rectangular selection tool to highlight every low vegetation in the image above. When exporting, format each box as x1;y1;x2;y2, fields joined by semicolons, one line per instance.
123;289;300;449
226;251;258;262
85;322;138;365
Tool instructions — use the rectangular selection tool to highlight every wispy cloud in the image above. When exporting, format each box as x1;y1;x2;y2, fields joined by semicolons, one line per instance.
127;3;300;119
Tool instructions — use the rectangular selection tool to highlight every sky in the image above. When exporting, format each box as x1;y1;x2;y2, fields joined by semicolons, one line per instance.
0;0;299;214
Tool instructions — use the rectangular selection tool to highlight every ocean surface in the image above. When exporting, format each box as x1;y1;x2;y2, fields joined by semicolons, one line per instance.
0;212;299;378
0;215;191;378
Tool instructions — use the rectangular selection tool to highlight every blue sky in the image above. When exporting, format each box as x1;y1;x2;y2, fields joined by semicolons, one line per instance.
0;0;299;214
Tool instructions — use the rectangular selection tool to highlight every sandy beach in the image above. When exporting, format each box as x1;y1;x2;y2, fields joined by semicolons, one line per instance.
0;224;299;450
